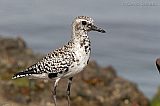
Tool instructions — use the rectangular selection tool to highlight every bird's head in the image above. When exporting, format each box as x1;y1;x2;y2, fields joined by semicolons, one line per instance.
72;16;106;34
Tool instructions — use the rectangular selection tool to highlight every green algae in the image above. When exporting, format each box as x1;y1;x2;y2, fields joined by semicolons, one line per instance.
151;87;160;106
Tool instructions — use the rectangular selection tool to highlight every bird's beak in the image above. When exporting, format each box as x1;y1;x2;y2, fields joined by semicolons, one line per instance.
91;25;106;33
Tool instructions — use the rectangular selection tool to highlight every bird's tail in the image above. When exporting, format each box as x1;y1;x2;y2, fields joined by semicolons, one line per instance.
12;70;33;79
12;65;37;79
156;58;160;73
156;62;160;73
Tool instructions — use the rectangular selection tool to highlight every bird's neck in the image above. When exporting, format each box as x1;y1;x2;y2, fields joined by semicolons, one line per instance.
71;29;89;44
70;31;91;54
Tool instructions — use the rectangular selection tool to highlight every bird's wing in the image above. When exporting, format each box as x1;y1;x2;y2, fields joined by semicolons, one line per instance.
12;48;75;79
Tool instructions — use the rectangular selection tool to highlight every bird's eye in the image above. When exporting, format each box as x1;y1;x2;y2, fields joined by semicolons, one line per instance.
82;21;87;25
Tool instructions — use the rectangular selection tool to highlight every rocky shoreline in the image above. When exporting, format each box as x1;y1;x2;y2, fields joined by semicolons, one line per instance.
0;36;158;106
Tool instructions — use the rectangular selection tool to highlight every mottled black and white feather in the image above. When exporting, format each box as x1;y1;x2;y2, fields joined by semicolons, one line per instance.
12;42;75;79
12;16;106;106
12;16;105;81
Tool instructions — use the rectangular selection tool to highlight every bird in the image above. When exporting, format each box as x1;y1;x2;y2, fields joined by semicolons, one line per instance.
156;58;160;73
12;16;106;106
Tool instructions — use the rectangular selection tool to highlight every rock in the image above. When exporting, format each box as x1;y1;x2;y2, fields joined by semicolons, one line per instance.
0;36;41;80
68;62;149;106
0;36;149;106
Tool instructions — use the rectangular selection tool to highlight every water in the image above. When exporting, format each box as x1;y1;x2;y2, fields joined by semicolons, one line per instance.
0;0;160;99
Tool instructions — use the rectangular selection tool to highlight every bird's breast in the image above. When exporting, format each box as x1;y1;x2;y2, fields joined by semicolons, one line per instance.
72;44;90;71
63;43;91;78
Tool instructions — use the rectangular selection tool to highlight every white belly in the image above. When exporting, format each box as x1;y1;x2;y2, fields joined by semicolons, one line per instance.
63;45;90;78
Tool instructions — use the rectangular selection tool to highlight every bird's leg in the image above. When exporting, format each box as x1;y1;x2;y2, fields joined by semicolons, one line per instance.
66;77;73;106
52;78;60;106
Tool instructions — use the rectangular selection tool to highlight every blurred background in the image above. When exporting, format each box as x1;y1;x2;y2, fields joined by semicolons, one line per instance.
0;0;160;106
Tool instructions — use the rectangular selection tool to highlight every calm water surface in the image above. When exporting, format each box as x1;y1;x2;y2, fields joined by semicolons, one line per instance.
0;0;160;99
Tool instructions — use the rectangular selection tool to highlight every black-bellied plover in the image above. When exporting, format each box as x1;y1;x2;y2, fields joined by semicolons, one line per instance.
156;58;160;73
12;16;106;106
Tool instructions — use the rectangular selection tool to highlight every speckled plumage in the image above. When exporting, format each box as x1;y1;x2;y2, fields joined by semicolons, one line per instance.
12;16;106;106
12;34;91;80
